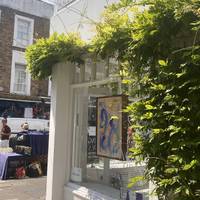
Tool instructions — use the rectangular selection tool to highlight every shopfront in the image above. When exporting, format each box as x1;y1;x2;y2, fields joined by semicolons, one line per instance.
46;61;155;200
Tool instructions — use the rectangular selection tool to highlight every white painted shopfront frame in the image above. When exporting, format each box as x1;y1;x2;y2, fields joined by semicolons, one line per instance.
46;61;122;200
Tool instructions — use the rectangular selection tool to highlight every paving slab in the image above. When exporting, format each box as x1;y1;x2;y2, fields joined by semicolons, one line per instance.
0;177;46;200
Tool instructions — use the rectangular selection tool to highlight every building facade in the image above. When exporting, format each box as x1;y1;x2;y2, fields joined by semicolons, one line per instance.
0;0;54;120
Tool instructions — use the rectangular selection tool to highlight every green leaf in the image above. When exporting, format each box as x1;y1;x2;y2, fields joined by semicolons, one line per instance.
128;176;145;188
165;167;178;174
145;104;156;110
158;60;168;67
168;155;179;163
152;128;162;135
176;71;186;78
183;160;198;171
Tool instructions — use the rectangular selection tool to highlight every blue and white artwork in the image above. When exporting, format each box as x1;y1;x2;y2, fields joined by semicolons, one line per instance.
97;96;124;159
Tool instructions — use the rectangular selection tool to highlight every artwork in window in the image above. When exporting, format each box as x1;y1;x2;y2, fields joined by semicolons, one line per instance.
14;64;27;94
96;95;128;160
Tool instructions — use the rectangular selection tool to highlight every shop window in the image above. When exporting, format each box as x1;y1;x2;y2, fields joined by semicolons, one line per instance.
13;15;34;48
70;90;148;199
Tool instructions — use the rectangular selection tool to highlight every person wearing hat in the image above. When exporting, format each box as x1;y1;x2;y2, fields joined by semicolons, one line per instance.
9;122;29;149
21;122;29;131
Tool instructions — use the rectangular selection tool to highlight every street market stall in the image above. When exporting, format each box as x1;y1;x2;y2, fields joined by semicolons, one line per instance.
0;131;48;180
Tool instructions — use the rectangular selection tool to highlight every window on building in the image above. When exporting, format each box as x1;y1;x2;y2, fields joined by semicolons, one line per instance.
17;19;30;46
10;51;31;95
13;64;27;94
13;15;34;48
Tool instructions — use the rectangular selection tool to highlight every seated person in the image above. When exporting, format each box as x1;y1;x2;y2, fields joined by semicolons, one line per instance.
9;122;29;148
21;122;29;132
0;118;11;147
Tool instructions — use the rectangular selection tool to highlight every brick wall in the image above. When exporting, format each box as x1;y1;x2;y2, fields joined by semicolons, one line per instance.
0;6;13;93
0;6;50;97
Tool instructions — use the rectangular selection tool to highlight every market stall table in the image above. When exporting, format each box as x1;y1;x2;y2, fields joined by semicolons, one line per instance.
12;131;49;156
27;131;49;156
0;152;24;180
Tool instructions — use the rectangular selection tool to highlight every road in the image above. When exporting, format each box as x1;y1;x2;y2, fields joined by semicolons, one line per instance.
0;177;46;200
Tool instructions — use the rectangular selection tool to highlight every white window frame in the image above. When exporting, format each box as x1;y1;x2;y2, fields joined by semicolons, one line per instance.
13;15;34;48
0;10;2;22
48;77;52;97
10;50;31;95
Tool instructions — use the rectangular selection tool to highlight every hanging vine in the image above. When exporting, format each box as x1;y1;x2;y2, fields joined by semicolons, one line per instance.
25;33;88;79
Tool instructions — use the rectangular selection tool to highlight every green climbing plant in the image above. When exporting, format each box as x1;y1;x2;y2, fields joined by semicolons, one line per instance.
25;33;88;79
93;0;200;199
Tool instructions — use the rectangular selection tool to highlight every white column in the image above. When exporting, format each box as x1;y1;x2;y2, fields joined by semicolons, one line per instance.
46;62;75;200
79;88;88;181
80;64;85;82
72;87;88;181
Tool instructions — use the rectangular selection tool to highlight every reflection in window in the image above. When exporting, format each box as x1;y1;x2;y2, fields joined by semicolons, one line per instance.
13;15;34;48
17;18;30;46
0;100;50;119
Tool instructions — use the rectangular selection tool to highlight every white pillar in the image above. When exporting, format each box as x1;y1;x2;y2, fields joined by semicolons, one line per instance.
72;87;88;181
79;88;88;181
80;64;85;83
46;62;75;200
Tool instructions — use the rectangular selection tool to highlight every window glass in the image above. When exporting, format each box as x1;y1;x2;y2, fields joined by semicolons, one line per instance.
14;64;27;94
17;18;30;46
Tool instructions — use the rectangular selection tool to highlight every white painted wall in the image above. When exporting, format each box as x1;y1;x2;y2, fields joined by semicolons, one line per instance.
46;62;75;200
51;0;119;41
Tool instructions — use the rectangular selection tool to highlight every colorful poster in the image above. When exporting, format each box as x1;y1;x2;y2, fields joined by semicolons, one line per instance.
96;95;127;160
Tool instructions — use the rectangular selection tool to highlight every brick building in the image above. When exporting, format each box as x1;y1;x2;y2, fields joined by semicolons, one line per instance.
0;0;54;119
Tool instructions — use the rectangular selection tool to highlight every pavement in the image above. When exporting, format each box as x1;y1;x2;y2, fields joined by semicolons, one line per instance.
0;177;46;200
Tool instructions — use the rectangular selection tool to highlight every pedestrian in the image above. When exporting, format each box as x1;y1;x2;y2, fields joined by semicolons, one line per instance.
0;118;11;147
